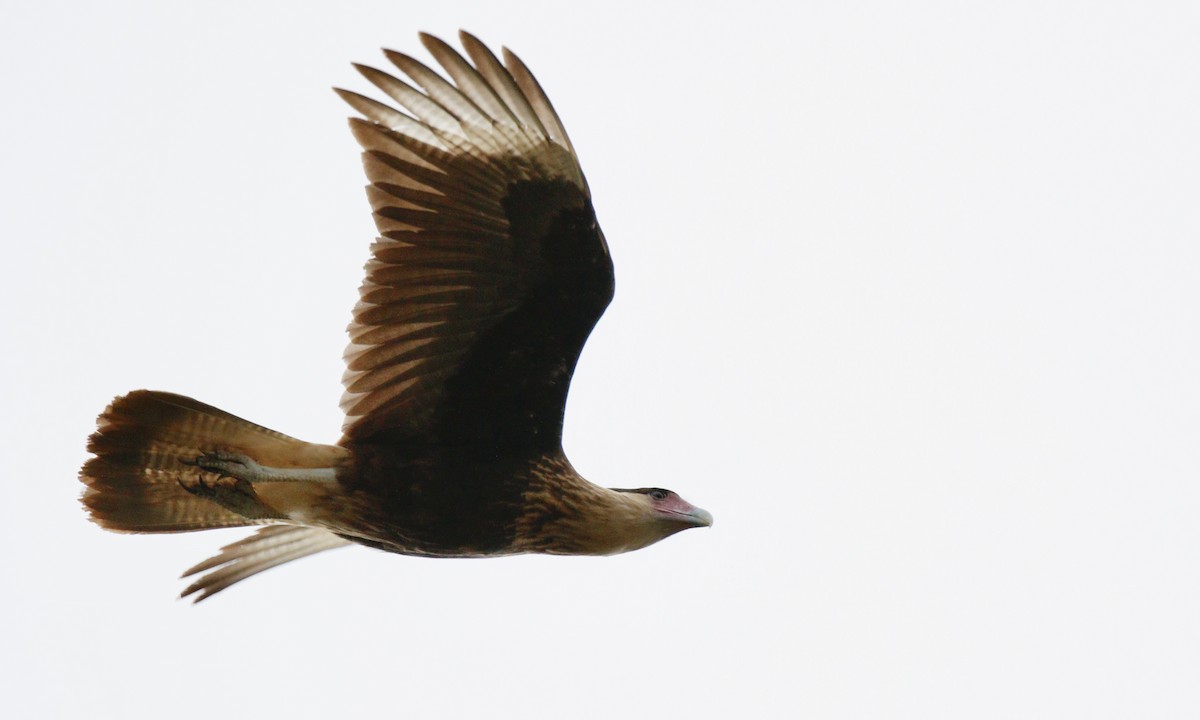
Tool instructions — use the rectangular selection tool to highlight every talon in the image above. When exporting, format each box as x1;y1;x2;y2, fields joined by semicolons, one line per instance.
179;471;220;498
176;468;277;520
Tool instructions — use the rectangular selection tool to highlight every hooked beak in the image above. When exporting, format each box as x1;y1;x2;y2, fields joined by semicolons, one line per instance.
687;506;714;528
665;503;712;528
639;490;713;529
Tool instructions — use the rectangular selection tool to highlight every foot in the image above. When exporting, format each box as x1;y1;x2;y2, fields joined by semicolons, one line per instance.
187;450;267;483
180;472;273;518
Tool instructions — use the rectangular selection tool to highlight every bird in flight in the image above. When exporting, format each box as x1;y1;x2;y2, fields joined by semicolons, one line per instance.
80;31;712;602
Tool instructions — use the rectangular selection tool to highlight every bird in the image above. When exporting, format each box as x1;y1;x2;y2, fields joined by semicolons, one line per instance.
80;31;712;602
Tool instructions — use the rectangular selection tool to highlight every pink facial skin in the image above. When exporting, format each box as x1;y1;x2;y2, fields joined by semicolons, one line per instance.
652;491;714;527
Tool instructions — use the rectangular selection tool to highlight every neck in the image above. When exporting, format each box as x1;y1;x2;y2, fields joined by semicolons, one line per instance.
513;460;671;556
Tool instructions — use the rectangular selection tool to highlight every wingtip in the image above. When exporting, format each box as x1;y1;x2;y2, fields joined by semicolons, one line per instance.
180;582;209;603
346;115;383;135
335;88;378;121
418;31;443;52
382;48;411;67
500;46;532;82
458;31;493;63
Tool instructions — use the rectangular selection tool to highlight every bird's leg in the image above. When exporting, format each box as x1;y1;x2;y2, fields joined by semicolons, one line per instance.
178;451;337;520
187;450;268;483
185;451;338;483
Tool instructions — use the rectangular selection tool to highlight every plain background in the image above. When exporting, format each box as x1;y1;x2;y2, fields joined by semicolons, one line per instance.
3;1;1199;718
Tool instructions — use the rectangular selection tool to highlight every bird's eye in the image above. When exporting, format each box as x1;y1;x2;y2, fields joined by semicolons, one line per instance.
649;489;668;501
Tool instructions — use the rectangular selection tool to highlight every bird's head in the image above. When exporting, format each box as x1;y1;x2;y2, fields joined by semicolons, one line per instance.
614;487;713;527
586;487;712;554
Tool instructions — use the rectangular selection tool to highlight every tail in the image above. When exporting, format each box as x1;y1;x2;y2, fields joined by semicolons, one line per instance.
80;390;347;532
82;391;355;600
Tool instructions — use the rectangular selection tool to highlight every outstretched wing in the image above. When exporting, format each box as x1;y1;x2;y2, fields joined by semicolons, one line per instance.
337;32;614;451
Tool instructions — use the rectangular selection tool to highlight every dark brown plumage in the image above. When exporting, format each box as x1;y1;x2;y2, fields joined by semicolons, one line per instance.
80;31;711;602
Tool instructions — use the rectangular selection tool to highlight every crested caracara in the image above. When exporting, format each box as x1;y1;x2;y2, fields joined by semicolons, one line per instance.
80;31;712;602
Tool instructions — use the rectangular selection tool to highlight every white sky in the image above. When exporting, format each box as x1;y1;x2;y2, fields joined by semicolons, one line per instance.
3;1;1199;718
